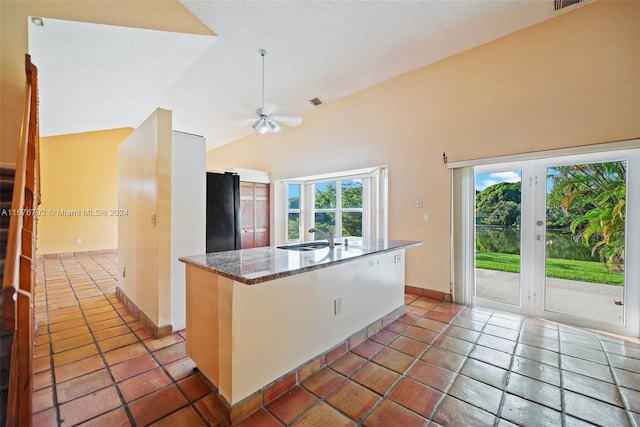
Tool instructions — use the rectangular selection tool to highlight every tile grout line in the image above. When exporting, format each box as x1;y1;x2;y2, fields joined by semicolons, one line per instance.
82;253;217;427
419;306;480;426
556;323;569;426
492;313;526;427
263;299;447;426
354;301;463;426
337;302;471;425
345;310;432;426
37;257;63;425
58;255;138;426
434;310;497;424
141;333;215;426
596;331;636;427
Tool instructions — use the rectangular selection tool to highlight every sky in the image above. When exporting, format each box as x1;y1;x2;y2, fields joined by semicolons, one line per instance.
475;170;522;191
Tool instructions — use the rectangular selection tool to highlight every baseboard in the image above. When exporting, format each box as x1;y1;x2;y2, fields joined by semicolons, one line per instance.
37;249;117;260
405;285;452;302
115;287;172;338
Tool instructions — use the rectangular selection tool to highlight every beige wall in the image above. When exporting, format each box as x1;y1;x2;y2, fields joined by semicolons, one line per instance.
38;128;132;254
206;2;640;293
118;109;206;329
119;109;165;326
0;0;213;166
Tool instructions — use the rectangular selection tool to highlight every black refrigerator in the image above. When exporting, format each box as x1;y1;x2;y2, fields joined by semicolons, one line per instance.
206;172;241;253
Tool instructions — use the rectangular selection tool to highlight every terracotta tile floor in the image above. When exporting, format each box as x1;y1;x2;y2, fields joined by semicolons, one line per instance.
31;253;640;426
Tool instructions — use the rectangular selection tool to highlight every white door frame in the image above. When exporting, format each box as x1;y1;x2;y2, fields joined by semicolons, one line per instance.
529;149;640;336
457;145;640;337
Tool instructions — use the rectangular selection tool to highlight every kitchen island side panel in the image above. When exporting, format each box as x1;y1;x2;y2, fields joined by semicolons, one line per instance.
185;265;220;386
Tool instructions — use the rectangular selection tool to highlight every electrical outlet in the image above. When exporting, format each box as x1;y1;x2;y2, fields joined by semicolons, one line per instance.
334;297;343;315
416;198;423;208
394;254;401;264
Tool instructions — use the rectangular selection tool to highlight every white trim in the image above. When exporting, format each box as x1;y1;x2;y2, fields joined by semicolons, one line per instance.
458;148;640;336
451;168;474;305
310;178;365;239
284;182;302;243
447;139;640;169
227;167;270;183
281;166;382;182
278;166;388;244
377;167;388;241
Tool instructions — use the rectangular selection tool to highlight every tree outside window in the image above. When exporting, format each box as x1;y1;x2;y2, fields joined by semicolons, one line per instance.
313;179;363;238
287;183;301;241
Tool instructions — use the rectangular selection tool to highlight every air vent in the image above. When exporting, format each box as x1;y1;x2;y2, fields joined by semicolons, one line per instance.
309;97;323;107
554;0;584;11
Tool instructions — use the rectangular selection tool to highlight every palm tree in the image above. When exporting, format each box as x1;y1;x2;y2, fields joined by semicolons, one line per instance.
550;161;626;271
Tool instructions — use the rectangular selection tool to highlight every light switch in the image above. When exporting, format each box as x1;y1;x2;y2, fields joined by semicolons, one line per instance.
423;213;430;222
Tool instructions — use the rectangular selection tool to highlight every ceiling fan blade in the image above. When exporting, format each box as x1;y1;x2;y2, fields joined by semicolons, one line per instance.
233;118;258;127
272;115;302;127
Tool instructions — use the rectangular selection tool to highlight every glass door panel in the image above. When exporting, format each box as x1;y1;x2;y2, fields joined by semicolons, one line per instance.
470;148;639;336
474;169;523;307
543;161;627;326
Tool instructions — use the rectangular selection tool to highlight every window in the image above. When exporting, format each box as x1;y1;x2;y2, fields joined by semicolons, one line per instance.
281;166;387;244
313;179;363;238
286;183;301;241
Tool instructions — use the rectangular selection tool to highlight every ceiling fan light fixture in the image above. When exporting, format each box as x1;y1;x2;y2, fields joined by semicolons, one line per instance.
234;49;301;134
253;117;275;134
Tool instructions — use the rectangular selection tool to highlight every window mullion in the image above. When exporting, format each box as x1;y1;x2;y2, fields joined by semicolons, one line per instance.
336;180;342;237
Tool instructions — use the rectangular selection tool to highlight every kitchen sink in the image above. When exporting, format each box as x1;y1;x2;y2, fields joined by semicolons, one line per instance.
277;242;342;251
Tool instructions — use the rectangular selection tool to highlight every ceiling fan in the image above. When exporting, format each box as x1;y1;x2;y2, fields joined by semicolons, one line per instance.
233;49;302;134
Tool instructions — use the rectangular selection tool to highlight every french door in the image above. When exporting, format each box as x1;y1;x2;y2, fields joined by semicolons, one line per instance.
473;149;640;336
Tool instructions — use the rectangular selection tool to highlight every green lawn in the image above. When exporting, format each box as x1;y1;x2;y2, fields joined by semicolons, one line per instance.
475;252;624;286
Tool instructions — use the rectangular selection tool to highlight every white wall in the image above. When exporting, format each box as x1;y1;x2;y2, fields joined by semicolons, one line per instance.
118;109;205;330
118;109;162;323
171;131;206;330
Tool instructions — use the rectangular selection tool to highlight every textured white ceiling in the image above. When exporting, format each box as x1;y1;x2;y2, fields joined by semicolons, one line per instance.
28;17;216;137
28;1;578;150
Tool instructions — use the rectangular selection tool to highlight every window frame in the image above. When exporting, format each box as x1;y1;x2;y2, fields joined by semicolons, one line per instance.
285;182;303;242
310;178;366;239
282;167;386;244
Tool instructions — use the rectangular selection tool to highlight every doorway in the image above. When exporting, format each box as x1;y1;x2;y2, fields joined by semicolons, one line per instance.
472;149;640;336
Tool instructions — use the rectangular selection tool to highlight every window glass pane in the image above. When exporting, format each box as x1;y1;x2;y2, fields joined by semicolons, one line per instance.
314;182;336;209
288;184;300;209
342;212;362;237
288;213;300;240
342;179;363;208
313;212;335;239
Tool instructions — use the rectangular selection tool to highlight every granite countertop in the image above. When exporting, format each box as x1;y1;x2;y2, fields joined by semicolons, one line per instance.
179;238;422;285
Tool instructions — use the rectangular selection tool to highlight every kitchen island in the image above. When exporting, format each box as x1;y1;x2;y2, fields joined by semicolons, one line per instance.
179;238;421;419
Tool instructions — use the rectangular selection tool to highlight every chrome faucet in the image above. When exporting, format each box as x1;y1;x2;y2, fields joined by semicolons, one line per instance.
309;227;335;249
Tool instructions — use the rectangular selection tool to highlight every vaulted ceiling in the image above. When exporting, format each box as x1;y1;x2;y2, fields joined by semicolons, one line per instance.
28;0;585;150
